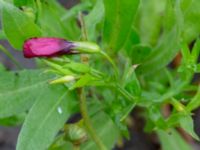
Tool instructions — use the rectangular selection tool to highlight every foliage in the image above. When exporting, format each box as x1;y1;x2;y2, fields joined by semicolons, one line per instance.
0;0;200;149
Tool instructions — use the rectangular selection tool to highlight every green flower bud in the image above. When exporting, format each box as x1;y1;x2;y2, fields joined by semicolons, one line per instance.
49;75;76;84
171;98;185;112
64;124;87;146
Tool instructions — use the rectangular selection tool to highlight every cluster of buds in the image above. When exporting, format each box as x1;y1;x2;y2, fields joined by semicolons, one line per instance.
23;37;103;85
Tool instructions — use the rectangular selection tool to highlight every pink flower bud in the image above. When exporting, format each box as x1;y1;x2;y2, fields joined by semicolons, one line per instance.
23;37;75;58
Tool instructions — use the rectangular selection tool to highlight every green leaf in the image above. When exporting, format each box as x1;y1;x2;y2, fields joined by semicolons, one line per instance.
136;0;182;75
70;74;93;90
0;0;41;49
13;0;36;10
63;62;90;74
103;0;140;52
0;30;6;39
70;74;105;90
38;0;80;40
37;2;61;37
124;66;141;97
85;0;104;41
195;64;200;73
136;26;180;75
0;114;25;126
186;86;200;111
17;86;75;150
0;63;6;72
14;0;28;7
182;0;200;43
135;0;167;46
166;113;184;127
158;129;192;150
191;39;200;64
123;27;140;50
125;27;141;45
179;115;199;141
61;1;91;21
48;142;73;150
82;112;120;150
181;43;191;64
180;39;200;68
48;99;119;150
126;44;152;64
0;70;53;118
148;105;167;129
13;0;36;7
48;111;119;150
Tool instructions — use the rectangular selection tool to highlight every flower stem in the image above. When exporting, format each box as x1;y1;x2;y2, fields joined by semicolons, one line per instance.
78;12;88;41
78;12;107;150
100;51;118;78
73;145;80;150
78;88;107;150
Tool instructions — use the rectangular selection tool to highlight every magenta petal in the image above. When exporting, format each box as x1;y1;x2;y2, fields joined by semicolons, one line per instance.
23;37;74;58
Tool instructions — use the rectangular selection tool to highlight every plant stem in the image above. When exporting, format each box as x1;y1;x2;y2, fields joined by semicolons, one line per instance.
78;88;107;150
73;145;80;150
79;11;118;79
78;12;88;41
116;85;136;102
100;51;118;78
78;12;107;150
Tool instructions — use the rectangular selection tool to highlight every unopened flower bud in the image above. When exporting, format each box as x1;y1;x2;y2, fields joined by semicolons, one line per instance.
171;98;185;112
23;37;101;58
23;38;75;58
50;75;76;84
64;124;87;146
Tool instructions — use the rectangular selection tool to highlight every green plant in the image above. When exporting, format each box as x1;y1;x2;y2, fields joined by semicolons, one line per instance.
0;0;200;150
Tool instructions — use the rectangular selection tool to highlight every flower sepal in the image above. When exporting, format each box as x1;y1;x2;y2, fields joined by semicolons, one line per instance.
73;41;101;53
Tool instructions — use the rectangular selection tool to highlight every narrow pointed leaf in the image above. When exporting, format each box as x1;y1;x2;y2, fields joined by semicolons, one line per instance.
0;70;53;118
17;86;75;150
0;0;41;49
179;115;199;141
85;0;104;41
158;129;192;150
103;0;140;52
